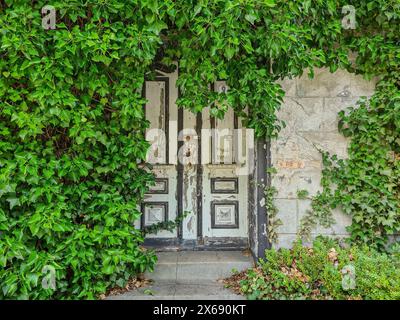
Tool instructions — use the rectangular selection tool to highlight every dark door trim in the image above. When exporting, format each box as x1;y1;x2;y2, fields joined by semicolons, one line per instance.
196;111;203;242
255;139;271;259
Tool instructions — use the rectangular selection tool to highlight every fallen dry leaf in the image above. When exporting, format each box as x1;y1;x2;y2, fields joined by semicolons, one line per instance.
328;248;338;263
222;269;249;295
102;277;152;298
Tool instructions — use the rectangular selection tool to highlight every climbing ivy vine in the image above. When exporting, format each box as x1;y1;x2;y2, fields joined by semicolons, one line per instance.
0;0;399;299
298;1;400;249
0;0;167;299
307;78;400;249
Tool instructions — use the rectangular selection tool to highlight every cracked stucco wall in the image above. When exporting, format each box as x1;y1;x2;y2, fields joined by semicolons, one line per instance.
271;68;377;248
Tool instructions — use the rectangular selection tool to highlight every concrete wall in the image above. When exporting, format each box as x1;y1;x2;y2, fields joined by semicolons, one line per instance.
271;68;377;248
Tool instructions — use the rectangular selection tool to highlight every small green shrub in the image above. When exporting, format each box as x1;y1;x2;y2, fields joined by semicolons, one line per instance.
238;237;400;300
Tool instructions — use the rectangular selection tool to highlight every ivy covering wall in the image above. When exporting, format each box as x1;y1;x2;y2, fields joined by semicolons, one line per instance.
0;0;399;299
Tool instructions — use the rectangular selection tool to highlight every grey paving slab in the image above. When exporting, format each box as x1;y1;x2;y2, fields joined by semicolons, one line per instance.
157;251;179;264
107;281;245;300
107;251;253;300
107;282;176;300
144;252;179;280
178;251;220;263
145;263;177;281
215;251;254;263
176;262;251;281
173;283;239;297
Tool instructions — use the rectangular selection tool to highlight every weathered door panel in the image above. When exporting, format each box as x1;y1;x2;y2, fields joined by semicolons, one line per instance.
140;69;179;239
180;110;199;240
201;84;249;242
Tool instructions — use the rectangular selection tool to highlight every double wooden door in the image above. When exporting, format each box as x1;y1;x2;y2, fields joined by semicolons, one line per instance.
138;67;252;249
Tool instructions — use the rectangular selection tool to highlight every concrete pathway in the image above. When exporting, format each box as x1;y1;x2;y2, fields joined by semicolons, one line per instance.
107;251;254;300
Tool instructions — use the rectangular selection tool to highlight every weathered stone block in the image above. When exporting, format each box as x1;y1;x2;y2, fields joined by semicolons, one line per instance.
274;199;298;233
298;131;349;159
271;135;323;165
276;97;324;132
296;68;351;98
349;74;377;97
330;209;352;235
277;78;297;97
272;169;322;198
297;199;312;225
313;209;351;235
274;233;298;249
271;136;301;161
298;200;351;236
321;97;360;132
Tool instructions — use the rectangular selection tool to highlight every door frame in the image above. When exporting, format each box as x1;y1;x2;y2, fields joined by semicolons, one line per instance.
142;71;270;258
